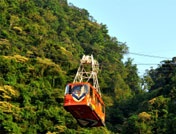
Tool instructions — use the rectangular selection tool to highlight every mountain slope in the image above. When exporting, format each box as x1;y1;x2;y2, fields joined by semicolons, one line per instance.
0;0;141;133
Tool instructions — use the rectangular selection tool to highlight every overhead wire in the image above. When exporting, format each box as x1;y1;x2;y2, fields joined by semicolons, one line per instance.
125;52;175;74
128;52;172;59
0;51;175;70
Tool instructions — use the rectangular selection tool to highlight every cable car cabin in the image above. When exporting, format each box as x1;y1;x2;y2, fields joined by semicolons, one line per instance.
64;82;105;127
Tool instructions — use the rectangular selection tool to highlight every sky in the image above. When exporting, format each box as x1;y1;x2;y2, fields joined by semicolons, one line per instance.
67;0;176;76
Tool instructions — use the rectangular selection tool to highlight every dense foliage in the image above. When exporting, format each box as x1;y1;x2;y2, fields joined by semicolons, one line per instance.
0;0;175;134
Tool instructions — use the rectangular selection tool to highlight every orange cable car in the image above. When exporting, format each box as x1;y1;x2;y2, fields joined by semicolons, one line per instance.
64;55;105;127
64;82;105;127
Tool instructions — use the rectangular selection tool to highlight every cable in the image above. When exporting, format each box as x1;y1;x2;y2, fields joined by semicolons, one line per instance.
1;55;176;66
135;64;159;66
1;53;176;68
128;52;172;59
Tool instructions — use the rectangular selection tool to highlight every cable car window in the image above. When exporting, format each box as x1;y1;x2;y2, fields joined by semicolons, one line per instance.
90;87;93;98
65;85;69;95
72;85;89;95
69;85;72;94
64;85;72;95
84;84;89;93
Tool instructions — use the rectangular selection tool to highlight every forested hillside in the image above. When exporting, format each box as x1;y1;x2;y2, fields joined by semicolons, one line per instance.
0;0;175;134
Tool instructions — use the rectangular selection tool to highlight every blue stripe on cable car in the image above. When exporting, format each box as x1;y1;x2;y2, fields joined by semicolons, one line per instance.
72;94;86;100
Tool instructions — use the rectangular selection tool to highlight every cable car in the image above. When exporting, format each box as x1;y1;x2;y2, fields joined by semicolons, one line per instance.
64;82;105;127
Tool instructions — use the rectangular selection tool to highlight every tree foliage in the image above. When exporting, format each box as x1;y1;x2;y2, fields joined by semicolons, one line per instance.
0;0;174;134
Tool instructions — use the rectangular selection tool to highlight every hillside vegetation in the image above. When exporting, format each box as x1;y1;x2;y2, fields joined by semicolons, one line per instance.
0;0;175;134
